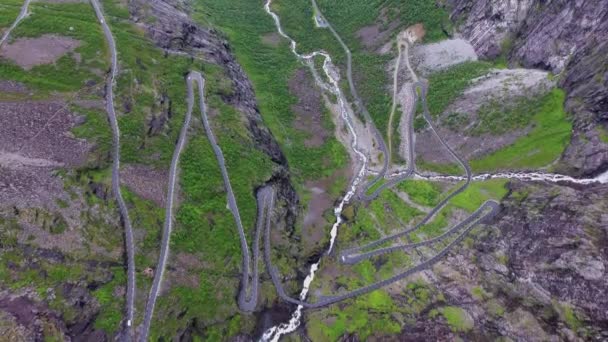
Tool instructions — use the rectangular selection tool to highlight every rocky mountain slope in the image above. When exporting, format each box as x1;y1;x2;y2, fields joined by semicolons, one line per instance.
1;0;607;340
448;0;608;176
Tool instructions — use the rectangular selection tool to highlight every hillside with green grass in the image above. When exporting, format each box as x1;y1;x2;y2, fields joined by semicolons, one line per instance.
1;0;604;341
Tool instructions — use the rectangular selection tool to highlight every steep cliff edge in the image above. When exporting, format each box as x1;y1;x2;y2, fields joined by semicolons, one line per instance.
448;0;608;176
129;0;298;247
129;0;288;166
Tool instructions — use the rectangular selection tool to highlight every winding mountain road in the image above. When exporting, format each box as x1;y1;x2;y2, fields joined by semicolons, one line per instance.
90;1;136;337
138;70;197;342
262;75;499;309
140;69;275;339
340;200;498;264
190;70;264;313
262;0;497;322
263;199;499;309
6;1;606;341
310;0;392;199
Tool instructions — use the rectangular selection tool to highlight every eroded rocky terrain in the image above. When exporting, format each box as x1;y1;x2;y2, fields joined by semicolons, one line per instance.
448;0;608;176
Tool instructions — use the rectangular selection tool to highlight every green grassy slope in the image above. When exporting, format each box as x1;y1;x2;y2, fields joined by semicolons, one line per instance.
471;89;572;171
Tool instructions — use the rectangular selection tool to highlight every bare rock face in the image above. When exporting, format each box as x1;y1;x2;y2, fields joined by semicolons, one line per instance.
419;181;608;340
483;182;608;336
448;0;608;176
129;0;286;166
448;0;534;59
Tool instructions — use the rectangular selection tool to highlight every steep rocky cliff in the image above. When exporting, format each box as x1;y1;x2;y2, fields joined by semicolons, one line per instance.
129;0;298;244
448;0;608;176
129;0;289;164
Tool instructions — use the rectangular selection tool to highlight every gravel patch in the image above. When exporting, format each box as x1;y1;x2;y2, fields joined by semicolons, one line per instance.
0;80;28;93
412;38;478;74
0;166;63;208
0;101;91;166
289;68;328;147
120;164;169;207
261;32;282;47
0;34;81;70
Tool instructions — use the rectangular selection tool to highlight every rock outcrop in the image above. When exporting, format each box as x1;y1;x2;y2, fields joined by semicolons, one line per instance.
396;181;608;340
490;182;608;325
129;0;288;166
448;0;608;176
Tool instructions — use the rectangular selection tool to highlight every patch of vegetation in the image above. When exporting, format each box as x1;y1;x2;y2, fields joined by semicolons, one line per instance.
316;0;452;44
273;0;451;141
0;0;23;28
391;105;405;164
369;189;423;234
306;290;401;341
416;157;462;176
557;303;583;332
70;105;112;167
364;176;386;196
0;217;20;249
342;204;382;245
201;314;255;341
328;174;348;198
0;247;115;332
441;306;473;332
121;188;164;272
0;2;108;92
92;267;126;334
450;179;509;212
100;0;199;168
396;180;441;207
471;286;490;301
410;206;450;242
471;89;572;171
426;61;493;117
401;280;439;314
487;299;506;317
597;125;608;143
192;0;349;188
442;111;469;130
16;208;68;235
511;190;529;203
495;252;509;266
494;35;513;69
413;113;428;132
469;94;546;136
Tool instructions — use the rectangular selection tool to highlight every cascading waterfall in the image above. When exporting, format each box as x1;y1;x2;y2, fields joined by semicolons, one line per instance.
261;0;369;340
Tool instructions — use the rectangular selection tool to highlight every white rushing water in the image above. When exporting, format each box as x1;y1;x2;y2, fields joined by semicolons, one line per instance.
261;0;369;341
411;170;608;185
